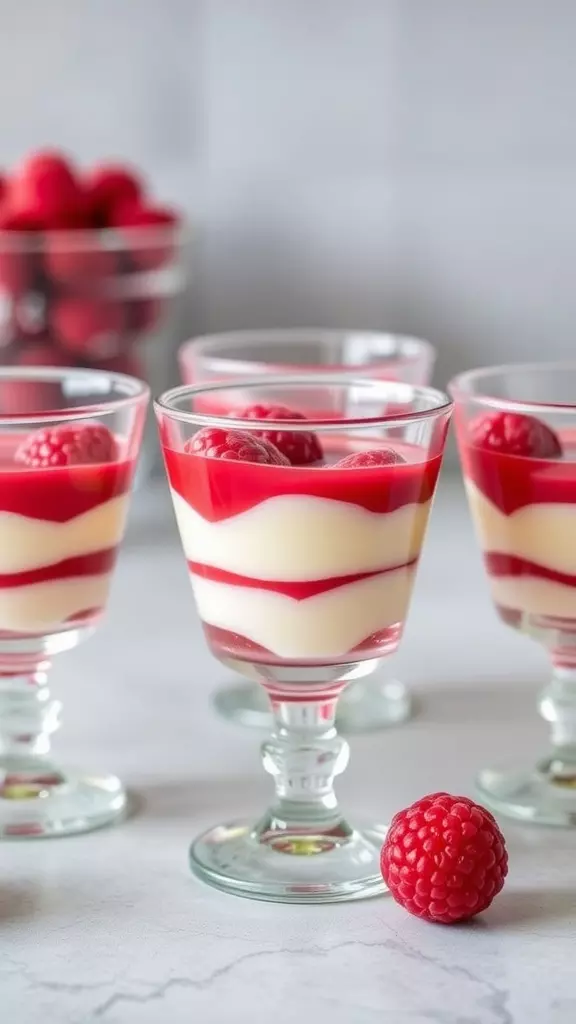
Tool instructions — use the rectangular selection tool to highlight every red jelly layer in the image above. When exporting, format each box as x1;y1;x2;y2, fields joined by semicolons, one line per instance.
0;549;118;589
0;460;134;521
188;559;416;600
164;447;441;522
203;622;403;667
484;553;576;589
460;437;576;515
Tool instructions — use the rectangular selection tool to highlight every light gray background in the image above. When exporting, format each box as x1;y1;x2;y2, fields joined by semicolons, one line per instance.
1;0;574;393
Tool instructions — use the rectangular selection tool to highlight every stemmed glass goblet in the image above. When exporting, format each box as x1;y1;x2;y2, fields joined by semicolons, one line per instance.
451;362;576;825
0;366;148;837
156;374;451;901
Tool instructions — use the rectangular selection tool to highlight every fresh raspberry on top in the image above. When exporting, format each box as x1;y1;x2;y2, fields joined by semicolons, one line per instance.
381;792;508;924
238;403;323;466
85;164;143;224
185;427;289;466
9;150;83;227
470;411;562;458
334;448;405;469
15;424;117;468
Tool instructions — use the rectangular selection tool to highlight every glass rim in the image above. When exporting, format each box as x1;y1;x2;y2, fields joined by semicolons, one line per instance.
449;361;576;414
155;374;452;431
0;366;149;425
0;218;191;254
179;328;436;376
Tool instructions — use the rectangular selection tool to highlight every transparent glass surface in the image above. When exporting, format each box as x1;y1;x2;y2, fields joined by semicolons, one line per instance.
179;329;436;732
0;367;148;837
451;362;576;825
0;223;187;484
156;375;451;902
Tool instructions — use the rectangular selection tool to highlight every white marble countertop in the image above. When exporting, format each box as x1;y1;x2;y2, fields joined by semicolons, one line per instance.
1;472;574;1024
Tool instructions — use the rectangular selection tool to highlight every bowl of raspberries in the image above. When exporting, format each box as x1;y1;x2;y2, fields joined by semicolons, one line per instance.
0;149;186;389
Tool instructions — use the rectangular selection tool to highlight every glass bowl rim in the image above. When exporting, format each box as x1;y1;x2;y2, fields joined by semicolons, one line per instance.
449;361;576;415
179;328;436;378
0;218;191;254
155;374;452;431
0;365;149;425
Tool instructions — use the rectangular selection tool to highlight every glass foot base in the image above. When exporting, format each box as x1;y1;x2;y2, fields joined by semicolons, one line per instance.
0;769;127;838
190;821;388;903
476;763;576;827
212;678;413;734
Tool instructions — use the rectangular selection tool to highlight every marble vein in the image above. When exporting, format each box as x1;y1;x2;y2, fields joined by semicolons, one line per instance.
87;936;513;1022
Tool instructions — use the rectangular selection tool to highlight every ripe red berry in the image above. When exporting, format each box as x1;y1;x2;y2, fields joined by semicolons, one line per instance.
10;150;83;227
381;792;508;924
15;423;117;468
0;209;40;295
44;230;118;286
51;296;125;359
129;296;163;337
186;426;289;465
113;204;178;271
85;165;143;225
470;411;561;459
0;344;69;415
334;448;405;469
238;403;323;466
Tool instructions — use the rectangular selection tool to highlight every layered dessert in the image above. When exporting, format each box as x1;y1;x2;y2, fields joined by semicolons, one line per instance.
162;405;441;666
0;423;134;637
460;410;576;628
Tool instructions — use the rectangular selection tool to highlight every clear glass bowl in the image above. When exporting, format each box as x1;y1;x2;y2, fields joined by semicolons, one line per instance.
0;223;188;479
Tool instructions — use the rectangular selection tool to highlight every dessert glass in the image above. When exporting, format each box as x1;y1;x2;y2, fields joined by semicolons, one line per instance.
450;362;576;825
155;375;451;902
0;366;148;838
179;329;436;732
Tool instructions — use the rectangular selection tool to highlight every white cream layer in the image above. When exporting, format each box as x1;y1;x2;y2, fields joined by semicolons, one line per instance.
489;576;576;620
0;496;130;574
0;574;112;633
171;490;431;581
190;566;415;659
465;480;576;576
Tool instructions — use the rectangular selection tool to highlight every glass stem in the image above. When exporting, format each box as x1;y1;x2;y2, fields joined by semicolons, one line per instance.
538;663;576;783
256;688;353;852
0;660;64;791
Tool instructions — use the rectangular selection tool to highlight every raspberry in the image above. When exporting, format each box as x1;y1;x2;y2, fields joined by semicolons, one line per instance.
470;411;561;458
238;403;323;466
0;209;40;296
85;165;143;225
113;204;178;271
128;297;163;337
44;230;118;286
186;427;289;465
15;424;117;468
0;344;68;415
334;448;405;469
51;296;125;358
381;792;508;924
10;150;83;227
